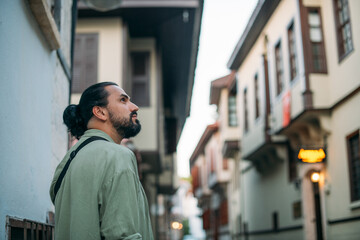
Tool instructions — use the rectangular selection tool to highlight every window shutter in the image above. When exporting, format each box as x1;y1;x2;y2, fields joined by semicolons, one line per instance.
72;33;98;93
220;200;229;225
131;52;150;106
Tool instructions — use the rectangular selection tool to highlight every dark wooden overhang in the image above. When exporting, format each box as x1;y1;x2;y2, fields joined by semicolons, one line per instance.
227;0;281;70
209;71;236;106
78;0;204;146
243;142;287;175
222;140;240;158
189;122;219;167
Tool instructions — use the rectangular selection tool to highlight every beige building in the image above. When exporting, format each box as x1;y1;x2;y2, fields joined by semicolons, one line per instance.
190;72;241;239
225;0;360;239
71;1;203;239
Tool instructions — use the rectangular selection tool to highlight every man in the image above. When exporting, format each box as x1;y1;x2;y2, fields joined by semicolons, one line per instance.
50;82;154;240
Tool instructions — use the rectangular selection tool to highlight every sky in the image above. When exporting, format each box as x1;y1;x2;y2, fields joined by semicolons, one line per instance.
177;0;258;177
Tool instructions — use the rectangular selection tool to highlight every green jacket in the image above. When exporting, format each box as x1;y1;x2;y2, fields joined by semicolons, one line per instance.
50;129;154;240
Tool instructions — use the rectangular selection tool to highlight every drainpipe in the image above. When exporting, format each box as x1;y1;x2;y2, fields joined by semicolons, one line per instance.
263;35;271;143
298;0;313;110
69;0;78;104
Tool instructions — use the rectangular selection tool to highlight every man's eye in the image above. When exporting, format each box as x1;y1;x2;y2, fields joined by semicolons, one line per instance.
120;98;126;102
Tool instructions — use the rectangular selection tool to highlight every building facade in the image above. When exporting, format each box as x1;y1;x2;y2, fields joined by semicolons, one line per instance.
72;1;203;239
190;72;241;240
226;0;360;239
0;0;75;239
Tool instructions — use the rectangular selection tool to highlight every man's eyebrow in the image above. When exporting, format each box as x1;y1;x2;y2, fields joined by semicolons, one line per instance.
120;94;130;100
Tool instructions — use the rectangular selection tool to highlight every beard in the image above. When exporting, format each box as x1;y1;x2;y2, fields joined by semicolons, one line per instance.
109;111;141;138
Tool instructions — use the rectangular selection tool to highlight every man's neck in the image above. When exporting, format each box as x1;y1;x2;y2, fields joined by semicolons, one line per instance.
87;123;122;144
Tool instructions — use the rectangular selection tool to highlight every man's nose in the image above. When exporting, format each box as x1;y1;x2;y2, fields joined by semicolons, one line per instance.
130;102;139;112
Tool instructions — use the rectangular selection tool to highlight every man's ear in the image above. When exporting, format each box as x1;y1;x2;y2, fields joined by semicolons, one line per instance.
92;106;107;121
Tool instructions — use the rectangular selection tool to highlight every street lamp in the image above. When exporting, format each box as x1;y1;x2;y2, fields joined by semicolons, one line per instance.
82;0;123;12
311;172;320;183
171;221;183;230
298;148;326;163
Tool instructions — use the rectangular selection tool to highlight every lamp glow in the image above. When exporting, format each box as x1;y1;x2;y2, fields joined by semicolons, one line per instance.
298;148;326;163
171;221;180;230
311;172;320;183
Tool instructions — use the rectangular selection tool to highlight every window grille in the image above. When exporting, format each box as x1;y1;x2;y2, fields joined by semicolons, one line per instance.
6;216;54;240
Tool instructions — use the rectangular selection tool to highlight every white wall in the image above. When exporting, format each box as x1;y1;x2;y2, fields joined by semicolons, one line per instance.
325;93;360;223
308;0;360;109
0;0;70;238
241;146;302;231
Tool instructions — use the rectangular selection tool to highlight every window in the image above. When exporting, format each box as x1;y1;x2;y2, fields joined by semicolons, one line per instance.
243;89;249;132
191;165;201;191
307;8;327;73
210;149;216;173
202;209;211;230
287;22;298;80
228;92;238;127
223;158;228;170
288;145;298;182
72;33;99;93
6;216;54;240
347;130;360;202
293;201;302;219
219;200;229;225
333;0;353;60
275;42;284;95
131;52;150;107
254;74;260;119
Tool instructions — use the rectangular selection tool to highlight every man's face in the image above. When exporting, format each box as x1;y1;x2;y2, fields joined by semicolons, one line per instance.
105;85;141;138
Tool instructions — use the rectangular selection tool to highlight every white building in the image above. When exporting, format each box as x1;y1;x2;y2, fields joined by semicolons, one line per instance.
0;0;74;239
227;0;360;239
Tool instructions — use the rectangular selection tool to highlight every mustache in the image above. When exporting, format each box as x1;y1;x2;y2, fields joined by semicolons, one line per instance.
130;111;138;118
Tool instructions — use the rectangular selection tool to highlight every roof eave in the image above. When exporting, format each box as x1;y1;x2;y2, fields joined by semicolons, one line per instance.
227;0;281;70
185;0;204;118
78;0;199;9
190;122;219;165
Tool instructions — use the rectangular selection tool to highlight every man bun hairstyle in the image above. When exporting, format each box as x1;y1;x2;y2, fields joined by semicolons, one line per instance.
63;82;118;139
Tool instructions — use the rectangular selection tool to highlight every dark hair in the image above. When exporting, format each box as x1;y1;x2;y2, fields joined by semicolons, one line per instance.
63;82;118;139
